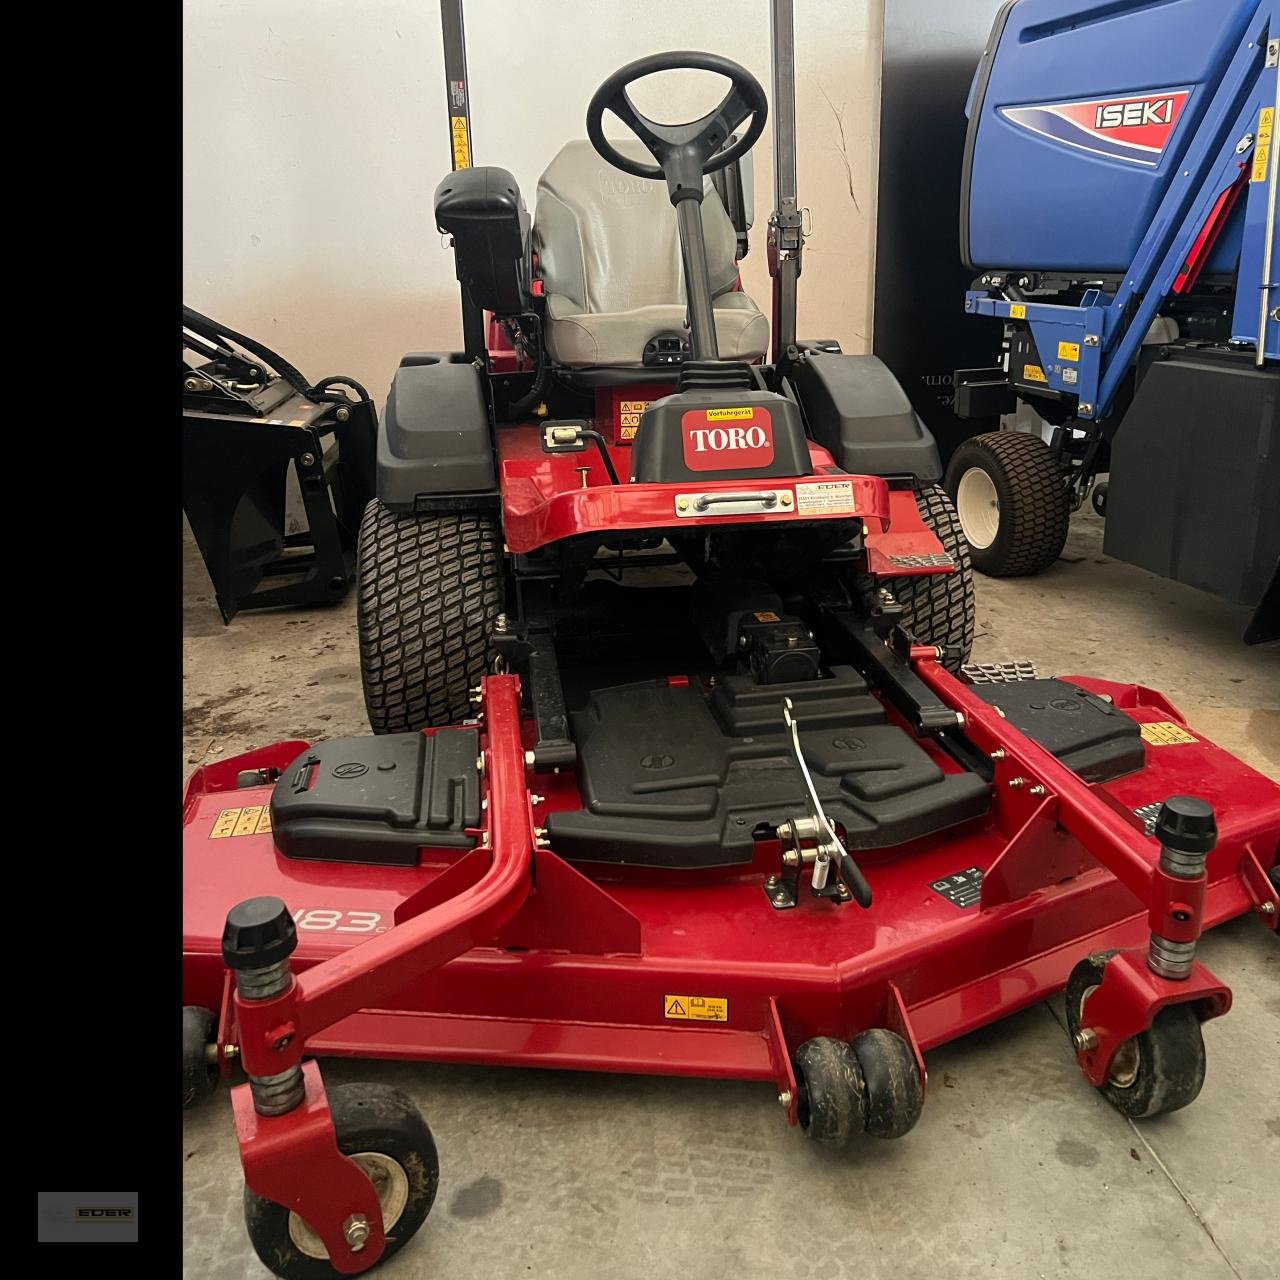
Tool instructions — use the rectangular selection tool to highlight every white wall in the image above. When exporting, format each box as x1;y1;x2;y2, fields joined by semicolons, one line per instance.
183;0;882;399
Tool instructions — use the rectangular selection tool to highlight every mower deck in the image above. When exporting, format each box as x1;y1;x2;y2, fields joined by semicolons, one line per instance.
183;670;1279;1108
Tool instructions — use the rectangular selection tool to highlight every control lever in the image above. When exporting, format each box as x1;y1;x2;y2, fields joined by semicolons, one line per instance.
779;697;872;907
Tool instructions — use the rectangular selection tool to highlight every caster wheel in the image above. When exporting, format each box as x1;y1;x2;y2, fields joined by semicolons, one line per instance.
182;1006;218;1109
793;1037;866;1148
851;1028;923;1138
244;1083;439;1279
1091;482;1108;518
1064;951;1206;1119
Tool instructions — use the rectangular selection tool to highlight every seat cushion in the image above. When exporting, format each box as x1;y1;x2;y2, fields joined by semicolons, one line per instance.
533;139;767;367
543;291;768;367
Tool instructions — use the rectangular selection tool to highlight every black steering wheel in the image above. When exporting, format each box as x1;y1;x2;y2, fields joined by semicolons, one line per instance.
586;51;768;201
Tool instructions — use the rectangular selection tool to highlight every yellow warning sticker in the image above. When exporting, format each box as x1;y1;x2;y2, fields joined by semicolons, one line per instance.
664;994;728;1022
1022;363;1048;384
1139;721;1197;746
618;399;651;443
1058;341;1080;362
619;424;638;441
703;407;754;422
450;115;470;169
1253;107;1273;183
1009;303;1027;319
753;611;782;623
211;806;274;839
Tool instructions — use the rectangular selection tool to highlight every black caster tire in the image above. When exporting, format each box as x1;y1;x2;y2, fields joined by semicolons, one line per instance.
851;1028;923;1139
793;1036;866;1148
1091;481;1108;518
1064;952;1206;1119
182;1006;218;1110
357;502;505;734
944;431;1070;577
882;485;976;672
244;1083;440;1279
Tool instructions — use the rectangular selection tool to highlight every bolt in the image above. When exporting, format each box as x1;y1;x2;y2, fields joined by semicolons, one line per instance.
779;492;793;507
225;1043;239;1060
1008;776;1026;789
344;1214;371;1252
954;710;965;726
335;406;351;422
529;794;544;805
1029;784;1046;796
1260;901;1276;917
772;892;789;905
778;1090;793;1108
272;1033;294;1051
576;466;591;489
184;375;213;392
990;749;1007;760
300;452;316;467
1084;335;1100;347
1018;276;1030;287
764;875;780;889
470;685;483;703
1073;1028;1098;1053
677;498;690;512
524;750;536;766
475;754;485;774
1078;404;1094;417
534;826;549;841
494;613;508;633
836;882;851;899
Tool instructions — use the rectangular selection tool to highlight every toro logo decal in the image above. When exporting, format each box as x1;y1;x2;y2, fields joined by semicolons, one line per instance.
1000;88;1191;167
681;406;773;471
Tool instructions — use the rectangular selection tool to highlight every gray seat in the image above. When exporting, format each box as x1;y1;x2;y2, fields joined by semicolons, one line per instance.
532;139;768;368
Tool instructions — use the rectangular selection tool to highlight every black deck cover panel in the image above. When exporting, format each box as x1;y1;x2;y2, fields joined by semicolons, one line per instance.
546;666;991;867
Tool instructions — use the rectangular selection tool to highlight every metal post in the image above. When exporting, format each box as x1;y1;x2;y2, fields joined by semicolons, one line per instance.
768;0;803;361
1147;798;1216;980
1256;38;1278;367
439;0;486;362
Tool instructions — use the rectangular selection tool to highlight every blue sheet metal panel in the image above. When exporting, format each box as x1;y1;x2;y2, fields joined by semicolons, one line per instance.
1232;82;1280;356
967;0;1259;271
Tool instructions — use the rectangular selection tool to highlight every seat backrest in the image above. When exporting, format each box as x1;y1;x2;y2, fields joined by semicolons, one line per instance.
532;139;741;315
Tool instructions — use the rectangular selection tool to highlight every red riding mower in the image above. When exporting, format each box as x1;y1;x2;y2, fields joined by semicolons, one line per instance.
182;11;1280;1278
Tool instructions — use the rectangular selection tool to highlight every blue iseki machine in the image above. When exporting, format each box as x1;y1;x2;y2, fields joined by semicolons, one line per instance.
949;0;1278;642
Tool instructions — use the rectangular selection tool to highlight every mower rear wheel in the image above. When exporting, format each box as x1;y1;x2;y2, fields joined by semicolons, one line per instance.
793;1036;866;1148
851;1028;923;1139
944;431;1069;577
182;1006;218;1110
357;503;504;734
1090;481;1108;518
243;1083;439;1279
882;485;975;671
1064;952;1207;1119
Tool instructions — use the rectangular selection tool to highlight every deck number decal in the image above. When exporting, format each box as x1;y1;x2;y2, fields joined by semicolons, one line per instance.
929;867;983;909
292;907;386;934
211;806;272;838
795;479;856;515
665;994;728;1022
1139;721;1197;746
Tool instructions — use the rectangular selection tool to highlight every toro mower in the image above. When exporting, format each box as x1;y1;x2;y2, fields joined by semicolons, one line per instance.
181;3;1280;1276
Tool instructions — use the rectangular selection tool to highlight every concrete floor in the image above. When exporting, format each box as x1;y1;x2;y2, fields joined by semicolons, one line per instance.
183;511;1279;1280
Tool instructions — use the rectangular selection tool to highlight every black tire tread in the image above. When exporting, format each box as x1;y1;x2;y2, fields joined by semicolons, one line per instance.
851;1027;924;1139
182;1006;217;1110
794;1036;866;1148
945;431;1069;576
357;502;503;734
886;485;976;671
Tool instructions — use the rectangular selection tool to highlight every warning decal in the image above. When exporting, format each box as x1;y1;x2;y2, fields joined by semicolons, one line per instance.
211;806;273;839
450;116;470;169
795;479;856;515
1139;721;1197;746
664;994;728;1022
1253;107;1273;183
1009;304;1027;319
1022;363;1048;383
617;398;651;443
1058;341;1080;361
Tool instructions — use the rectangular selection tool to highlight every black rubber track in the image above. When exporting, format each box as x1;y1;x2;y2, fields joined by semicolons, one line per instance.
885;485;976;672
357;502;504;734
944;431;1070;577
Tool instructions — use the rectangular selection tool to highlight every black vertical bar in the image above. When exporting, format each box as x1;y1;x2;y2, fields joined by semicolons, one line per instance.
676;199;720;360
439;0;486;361
769;0;802;360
